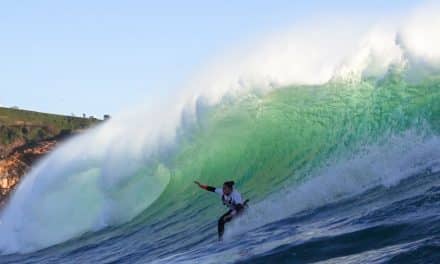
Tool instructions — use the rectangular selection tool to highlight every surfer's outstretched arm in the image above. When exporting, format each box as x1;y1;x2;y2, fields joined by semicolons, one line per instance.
194;181;216;192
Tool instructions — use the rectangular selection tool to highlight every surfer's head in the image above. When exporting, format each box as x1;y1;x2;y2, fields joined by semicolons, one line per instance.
223;181;235;195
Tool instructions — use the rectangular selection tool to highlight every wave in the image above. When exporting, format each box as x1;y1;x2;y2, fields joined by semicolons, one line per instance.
1;2;440;255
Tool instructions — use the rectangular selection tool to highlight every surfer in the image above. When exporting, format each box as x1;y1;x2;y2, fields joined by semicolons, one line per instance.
194;180;248;241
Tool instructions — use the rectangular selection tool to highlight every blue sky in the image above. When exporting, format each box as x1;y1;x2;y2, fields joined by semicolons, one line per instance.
0;0;418;117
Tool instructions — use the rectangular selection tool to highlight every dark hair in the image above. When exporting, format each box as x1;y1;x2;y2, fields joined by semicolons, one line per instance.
223;181;235;189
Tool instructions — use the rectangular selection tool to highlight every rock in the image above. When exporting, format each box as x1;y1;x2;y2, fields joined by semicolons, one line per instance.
0;140;58;208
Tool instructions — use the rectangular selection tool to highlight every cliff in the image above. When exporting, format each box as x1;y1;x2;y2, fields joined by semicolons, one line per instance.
0;107;101;208
0;140;57;207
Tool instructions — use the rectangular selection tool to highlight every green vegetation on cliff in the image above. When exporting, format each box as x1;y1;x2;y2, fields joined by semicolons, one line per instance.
0;107;101;157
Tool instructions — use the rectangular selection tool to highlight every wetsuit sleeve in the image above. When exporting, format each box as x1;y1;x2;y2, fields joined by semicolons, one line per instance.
199;184;216;192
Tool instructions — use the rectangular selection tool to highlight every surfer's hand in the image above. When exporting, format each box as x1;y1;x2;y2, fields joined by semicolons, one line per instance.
194;181;201;187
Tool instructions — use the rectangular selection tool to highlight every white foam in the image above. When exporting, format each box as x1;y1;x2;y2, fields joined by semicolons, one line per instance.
400;2;440;65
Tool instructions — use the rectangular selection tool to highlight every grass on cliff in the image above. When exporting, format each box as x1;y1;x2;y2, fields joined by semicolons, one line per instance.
0;107;101;146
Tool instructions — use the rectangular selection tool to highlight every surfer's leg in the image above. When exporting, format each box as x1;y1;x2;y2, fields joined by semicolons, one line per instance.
218;210;235;240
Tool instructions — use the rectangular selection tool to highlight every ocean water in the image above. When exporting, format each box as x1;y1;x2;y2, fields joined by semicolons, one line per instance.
1;3;440;263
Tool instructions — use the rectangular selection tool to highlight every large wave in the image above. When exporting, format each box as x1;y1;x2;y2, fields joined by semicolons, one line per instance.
1;2;439;254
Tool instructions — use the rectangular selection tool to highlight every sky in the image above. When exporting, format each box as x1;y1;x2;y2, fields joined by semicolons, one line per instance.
0;0;419;117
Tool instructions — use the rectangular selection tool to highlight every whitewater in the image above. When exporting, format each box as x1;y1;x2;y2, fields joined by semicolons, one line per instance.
1;3;440;263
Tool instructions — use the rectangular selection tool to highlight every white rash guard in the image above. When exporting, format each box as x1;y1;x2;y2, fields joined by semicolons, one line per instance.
215;188;243;211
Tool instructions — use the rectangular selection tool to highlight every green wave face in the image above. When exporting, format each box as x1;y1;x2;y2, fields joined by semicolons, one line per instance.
144;68;440;225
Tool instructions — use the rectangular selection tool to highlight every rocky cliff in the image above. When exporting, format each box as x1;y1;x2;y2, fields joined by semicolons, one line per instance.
0;107;101;208
0;140;57;207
